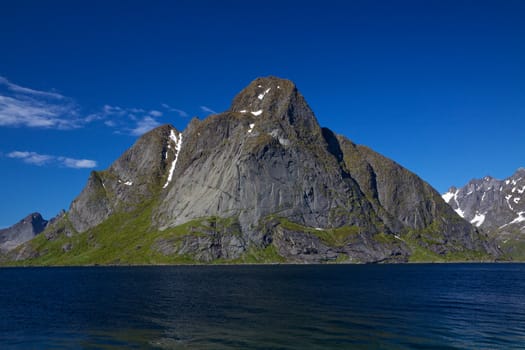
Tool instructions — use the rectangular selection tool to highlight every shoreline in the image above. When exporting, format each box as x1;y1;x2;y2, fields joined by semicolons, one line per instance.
1;259;520;269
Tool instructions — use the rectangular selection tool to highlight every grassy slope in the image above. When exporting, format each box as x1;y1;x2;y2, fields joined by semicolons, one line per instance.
279;217;494;263
498;238;525;261
5;204;496;266
11;201;204;265
7;200;288;266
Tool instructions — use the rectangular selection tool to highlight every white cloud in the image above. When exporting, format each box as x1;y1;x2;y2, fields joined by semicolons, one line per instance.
0;76;82;129
57;157;97;169
200;105;217;115
130;116;161;136
7;150;97;169
162;103;189;118
7;151;53;166
95;104;165;135
0;76;168;135
103;105;124;115
0;76;65;100
129;107;145;114
0;95;81;129
149;110;162;117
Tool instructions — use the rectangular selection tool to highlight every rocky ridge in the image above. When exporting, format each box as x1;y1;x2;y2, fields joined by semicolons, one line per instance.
4;77;498;265
442;168;525;258
0;213;48;252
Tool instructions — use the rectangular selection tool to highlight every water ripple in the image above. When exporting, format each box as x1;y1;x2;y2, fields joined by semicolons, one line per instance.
1;264;525;349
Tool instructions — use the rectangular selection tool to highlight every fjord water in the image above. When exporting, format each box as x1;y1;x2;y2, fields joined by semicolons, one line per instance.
1;264;524;349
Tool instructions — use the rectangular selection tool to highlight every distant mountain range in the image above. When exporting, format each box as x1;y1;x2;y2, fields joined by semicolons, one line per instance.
442;168;525;259
0;77;498;265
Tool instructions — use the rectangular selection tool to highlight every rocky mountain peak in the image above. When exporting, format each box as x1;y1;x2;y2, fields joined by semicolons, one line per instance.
0;212;48;252
447;186;457;193
228;77;320;139
229;77;315;122
230;76;296;113
68;123;181;233
26;212;48;232
442;167;525;231
6;76;498;264
442;167;525;259
511;167;525;178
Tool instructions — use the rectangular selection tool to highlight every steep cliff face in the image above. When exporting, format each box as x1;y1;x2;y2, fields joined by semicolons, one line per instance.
442;168;525;259
68;125;180;233
338;138;497;256
149;77;415;262
155;77;379;237
6;77;499;265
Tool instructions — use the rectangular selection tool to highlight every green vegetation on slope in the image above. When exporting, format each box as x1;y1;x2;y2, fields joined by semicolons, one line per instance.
401;225;494;263
498;238;525;261
11;201;195;266
277;218;361;247
5;206;496;266
8;201;290;266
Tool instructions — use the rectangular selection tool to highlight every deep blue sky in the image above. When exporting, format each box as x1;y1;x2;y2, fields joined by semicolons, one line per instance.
1;0;524;227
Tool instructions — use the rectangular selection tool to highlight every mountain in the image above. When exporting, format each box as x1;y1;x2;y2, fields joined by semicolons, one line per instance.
5;77;498;265
0;213;48;253
442;168;525;259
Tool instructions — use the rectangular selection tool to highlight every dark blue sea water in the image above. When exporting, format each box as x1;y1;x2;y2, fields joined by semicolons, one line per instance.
1;264;524;349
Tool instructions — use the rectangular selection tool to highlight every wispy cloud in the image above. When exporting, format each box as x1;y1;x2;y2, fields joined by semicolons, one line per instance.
94;104;165;136
0;76;173;136
162;103;189;118
0;76;65;100
0;76;82;129
7;151;97;169
57;157;97;169
200;105;217;115
129;116;162;136
149;110;163;117
6;151;53;166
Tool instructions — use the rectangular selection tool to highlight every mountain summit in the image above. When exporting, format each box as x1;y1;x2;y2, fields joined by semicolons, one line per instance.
5;77;498;265
442;168;525;259
0;213;48;252
229;77;319;134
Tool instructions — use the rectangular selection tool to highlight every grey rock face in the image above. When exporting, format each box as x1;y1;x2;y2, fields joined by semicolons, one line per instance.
26;76;497;263
0;213;48;252
154;77;380;239
338;137;494;255
272;228;340;263
271;225;409;263
154;217;247;262
151;76;493;260
442;168;525;235
68;125;180;233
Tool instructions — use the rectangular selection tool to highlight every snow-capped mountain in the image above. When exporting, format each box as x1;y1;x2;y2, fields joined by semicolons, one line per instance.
442;168;525;234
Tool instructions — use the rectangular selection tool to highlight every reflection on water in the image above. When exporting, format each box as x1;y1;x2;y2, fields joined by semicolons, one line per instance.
1;264;525;349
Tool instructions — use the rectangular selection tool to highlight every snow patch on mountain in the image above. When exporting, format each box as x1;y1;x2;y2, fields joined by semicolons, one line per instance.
509;212;525;225
454;208;465;218
470;213;486;227
442;191;454;203
258;88;271;100
442;167;525;232
163;130;182;189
